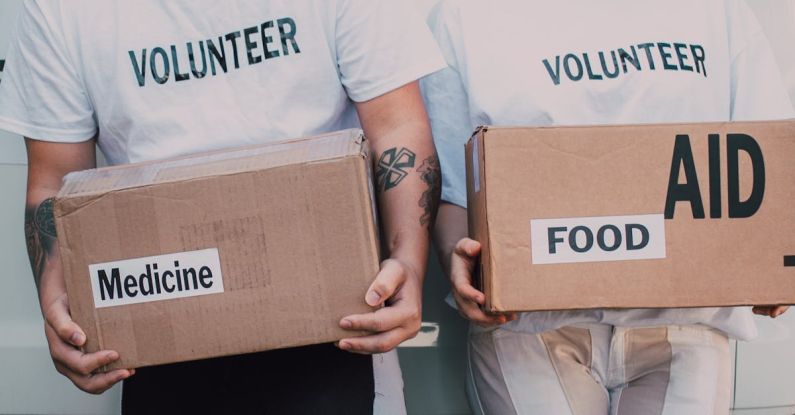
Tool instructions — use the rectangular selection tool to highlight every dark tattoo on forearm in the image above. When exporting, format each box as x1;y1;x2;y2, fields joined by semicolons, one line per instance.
376;147;416;192
417;155;441;228
24;198;57;292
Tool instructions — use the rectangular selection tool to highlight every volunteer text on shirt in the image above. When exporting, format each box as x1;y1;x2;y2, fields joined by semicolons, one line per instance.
128;17;301;87
543;42;707;85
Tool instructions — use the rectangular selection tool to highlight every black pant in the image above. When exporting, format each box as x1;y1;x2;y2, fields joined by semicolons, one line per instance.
122;343;374;415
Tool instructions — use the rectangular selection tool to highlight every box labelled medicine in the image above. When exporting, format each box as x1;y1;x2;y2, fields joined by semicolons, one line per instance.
466;120;795;312
54;129;379;370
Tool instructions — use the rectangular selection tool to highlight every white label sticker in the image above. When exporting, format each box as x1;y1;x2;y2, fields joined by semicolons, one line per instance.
89;248;224;308
472;138;481;193
530;214;666;265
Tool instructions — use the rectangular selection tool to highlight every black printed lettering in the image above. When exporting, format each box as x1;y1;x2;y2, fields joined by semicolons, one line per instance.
244;26;262;65
691;44;707;77
618;47;641;72
188;41;208;79
625;224;650;250
129;49;147;87
583;53;603;80
169;270;180;291
277;17;301;55
199;267;214;289
183;267;197;290
98;268;122;301
708;134;721;218
548;227;567;254
150;47;170;84
599;50;620;79
225;31;242;69
171;45;190;82
727;134;765;218
658;43;678;70
664;135;705;219
163;269;176;293
124;274;139;297
637;43;657;70
543;57;562;86
262;20;280;59
543;42;706;85
181;267;190;290
128;17;301;86
674;43;693;72
151;265;161;294
563;54;583;81
569;226;594;253
596;225;622;251
139;266;154;296
208;37;227;75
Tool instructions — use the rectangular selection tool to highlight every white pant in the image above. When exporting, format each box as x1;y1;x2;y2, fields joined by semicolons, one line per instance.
467;324;731;415
374;349;408;415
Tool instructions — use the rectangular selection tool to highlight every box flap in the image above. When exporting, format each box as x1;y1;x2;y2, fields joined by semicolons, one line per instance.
58;129;365;198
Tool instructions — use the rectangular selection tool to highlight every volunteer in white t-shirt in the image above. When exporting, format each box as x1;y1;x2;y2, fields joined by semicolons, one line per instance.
422;1;794;413
0;1;445;413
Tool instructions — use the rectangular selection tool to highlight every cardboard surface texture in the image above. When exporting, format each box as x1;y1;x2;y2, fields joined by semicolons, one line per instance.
466;120;795;312
55;129;379;370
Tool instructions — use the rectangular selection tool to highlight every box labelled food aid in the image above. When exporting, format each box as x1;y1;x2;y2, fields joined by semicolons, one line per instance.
466;121;795;312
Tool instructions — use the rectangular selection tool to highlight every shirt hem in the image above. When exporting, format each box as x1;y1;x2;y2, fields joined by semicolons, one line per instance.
348;58;447;103
0;116;96;142
441;192;467;209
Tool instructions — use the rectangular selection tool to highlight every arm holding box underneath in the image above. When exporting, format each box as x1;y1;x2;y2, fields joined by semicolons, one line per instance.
435;200;788;322
433;202;516;327
337;81;440;354
24;138;134;394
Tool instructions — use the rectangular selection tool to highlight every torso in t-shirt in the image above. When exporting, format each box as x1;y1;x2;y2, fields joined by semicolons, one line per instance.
423;0;794;339
0;0;444;165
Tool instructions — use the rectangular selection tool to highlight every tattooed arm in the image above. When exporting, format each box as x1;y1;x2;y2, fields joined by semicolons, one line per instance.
25;138;133;393
25;197;56;293
338;81;441;353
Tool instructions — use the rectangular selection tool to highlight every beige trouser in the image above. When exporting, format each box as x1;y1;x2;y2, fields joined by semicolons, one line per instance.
374;349;408;415
467;324;731;415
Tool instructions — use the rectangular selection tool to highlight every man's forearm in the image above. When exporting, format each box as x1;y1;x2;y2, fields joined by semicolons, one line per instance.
371;126;440;277
374;144;440;227
354;81;440;279
24;197;57;295
417;153;441;228
432;202;468;278
24;137;95;302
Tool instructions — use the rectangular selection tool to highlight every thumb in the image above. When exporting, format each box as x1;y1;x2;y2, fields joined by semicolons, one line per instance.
45;295;86;347
453;238;481;261
451;238;481;284
365;260;407;307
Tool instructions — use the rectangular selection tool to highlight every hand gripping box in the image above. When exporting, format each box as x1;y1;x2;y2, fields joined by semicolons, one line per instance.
54;129;379;370
466;120;795;313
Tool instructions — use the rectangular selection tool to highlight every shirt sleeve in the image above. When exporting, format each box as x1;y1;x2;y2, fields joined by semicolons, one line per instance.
727;0;795;121
335;0;446;103
420;2;472;208
0;0;96;142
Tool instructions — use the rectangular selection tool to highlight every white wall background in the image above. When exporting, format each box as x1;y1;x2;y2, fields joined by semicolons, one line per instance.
0;1;794;414
0;0;26;164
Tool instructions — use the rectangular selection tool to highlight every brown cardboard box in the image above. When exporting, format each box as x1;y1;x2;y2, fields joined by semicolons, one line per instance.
54;129;379;370
466;120;795;313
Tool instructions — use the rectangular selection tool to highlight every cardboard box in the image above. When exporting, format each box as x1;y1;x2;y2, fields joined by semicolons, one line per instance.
55;129;379;370
466;120;795;312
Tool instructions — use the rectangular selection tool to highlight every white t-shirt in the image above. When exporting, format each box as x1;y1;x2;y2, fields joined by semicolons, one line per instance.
0;0;445;165
422;0;795;340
